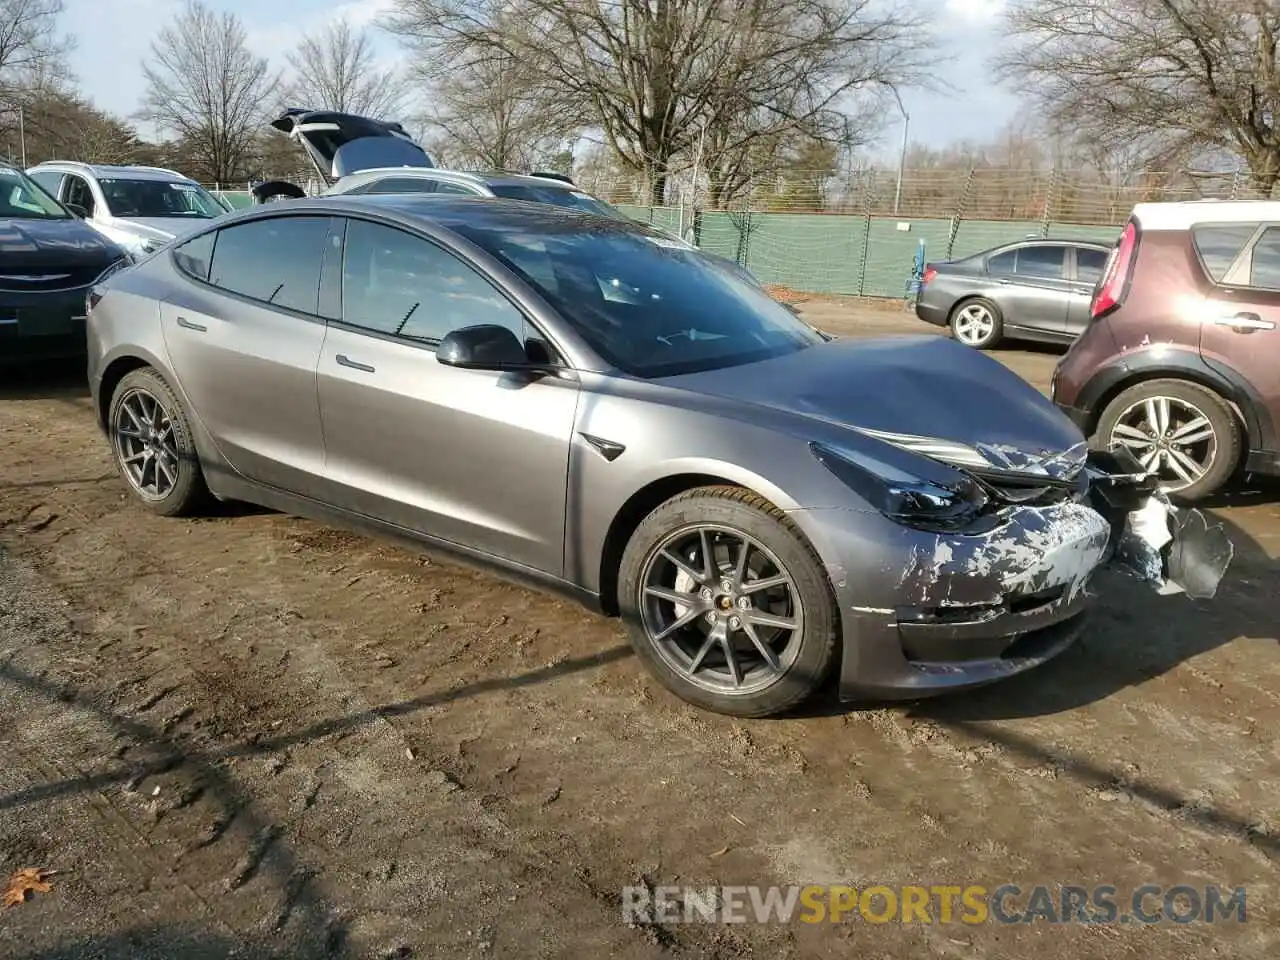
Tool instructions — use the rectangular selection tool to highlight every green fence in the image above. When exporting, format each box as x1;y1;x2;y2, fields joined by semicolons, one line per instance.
616;205;1122;298
211;190;254;210
202;190;1122;300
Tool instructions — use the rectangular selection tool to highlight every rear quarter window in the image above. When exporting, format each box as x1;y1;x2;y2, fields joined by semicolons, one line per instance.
1192;223;1259;281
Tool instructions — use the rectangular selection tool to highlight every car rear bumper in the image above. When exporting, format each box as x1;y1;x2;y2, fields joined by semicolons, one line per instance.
914;299;949;327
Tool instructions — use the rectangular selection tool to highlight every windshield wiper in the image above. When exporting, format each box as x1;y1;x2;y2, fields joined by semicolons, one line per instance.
393;302;421;337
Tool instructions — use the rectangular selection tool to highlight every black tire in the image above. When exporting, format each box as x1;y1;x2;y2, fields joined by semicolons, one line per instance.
251;180;306;204
617;486;838;718
108;367;209;517
948;297;1003;349
1093;378;1241;502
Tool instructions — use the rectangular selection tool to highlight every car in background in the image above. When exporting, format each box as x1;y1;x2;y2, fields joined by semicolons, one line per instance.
0;162;130;363
915;237;1114;349
1053;201;1280;501
253;108;769;292
85;195;1227;718
26;162;230;258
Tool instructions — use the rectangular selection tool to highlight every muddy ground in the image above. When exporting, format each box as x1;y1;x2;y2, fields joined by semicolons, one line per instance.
0;300;1276;959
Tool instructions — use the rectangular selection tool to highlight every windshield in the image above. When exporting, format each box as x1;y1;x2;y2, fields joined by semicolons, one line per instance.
0;166;69;219
98;178;224;219
454;222;824;377
487;183;624;219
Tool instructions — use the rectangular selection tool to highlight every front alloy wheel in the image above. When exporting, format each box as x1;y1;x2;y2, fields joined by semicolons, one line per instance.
618;486;838;717
640;525;804;696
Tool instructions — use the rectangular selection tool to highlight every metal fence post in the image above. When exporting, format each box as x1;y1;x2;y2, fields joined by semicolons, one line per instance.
856;171;873;296
1040;168;1057;237
945;165;976;260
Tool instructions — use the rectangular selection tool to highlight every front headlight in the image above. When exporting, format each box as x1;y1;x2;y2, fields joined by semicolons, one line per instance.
94;256;133;284
810;441;989;532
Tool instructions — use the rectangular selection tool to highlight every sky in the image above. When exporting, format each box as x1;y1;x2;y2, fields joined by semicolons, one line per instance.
62;0;1019;154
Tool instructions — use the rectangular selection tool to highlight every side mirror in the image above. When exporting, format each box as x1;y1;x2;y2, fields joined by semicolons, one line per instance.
65;203;88;219
436;324;533;371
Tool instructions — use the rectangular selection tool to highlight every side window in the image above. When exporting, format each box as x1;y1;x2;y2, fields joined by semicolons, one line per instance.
432;180;478;195
173;230;217;281
208;216;330;315
63;175;95;215
28;170;64;199
364;177;443;195
1076;247;1109;284
340;218;525;344
1015;245;1067;279
1248;227;1280;289
1193;223;1258;281
987;250;1016;275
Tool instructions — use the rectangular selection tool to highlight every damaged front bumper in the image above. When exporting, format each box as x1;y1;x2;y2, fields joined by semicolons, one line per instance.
799;447;1233;701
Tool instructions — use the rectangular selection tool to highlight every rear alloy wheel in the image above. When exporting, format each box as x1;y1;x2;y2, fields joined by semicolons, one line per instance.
1096;379;1241;502
618;486;838;717
949;299;1003;349
109;367;209;516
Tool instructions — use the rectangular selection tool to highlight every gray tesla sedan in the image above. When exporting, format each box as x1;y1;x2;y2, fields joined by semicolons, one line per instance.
915;238;1113;349
85;197;1227;717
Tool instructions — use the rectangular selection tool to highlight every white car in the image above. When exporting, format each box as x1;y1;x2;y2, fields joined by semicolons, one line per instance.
26;162;231;257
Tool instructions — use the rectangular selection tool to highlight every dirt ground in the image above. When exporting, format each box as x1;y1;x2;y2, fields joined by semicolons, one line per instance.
0;300;1276;959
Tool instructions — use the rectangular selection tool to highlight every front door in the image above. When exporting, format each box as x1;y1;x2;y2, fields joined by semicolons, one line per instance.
316;217;579;575
987;243;1072;335
160;215;335;497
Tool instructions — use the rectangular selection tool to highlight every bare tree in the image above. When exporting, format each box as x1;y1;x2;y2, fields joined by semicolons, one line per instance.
1001;1;1280;195
385;0;934;204
418;53;574;169
0;0;71;90
284;18;409;118
140;0;279;183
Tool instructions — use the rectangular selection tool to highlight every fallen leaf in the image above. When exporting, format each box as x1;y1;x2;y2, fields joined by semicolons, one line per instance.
709;846;731;858
4;868;56;907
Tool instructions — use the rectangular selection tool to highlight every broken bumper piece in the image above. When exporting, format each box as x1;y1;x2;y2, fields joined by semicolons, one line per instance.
823;447;1233;701
1085;447;1233;600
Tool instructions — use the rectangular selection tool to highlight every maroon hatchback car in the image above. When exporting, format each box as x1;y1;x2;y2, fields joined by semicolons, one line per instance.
1052;201;1280;501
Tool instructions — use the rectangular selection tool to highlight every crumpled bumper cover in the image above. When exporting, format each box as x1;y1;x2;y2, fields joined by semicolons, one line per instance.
817;447;1233;701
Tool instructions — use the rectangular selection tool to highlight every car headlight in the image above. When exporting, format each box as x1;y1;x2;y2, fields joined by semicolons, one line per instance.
94;256;133;284
810;441;989;532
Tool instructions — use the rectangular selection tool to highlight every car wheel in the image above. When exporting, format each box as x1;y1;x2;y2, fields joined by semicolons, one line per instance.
1094;379;1241;502
949;299;1003;349
108;367;209;517
251;180;306;204
617;486;838;718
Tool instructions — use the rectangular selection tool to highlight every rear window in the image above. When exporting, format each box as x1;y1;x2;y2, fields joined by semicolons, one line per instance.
1192;223;1258;281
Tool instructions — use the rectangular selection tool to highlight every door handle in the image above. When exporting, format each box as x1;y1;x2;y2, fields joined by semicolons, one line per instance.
336;354;376;373
175;316;207;332
1215;312;1276;332
997;278;1012;285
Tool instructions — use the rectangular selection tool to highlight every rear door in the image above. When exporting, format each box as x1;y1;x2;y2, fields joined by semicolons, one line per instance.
1064;245;1110;337
987;243;1072;335
160;214;336;497
1199;223;1280;450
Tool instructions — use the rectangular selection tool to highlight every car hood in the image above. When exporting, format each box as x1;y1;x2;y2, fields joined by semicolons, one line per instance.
0;216;125;273
111;217;208;242
661;335;1085;466
271;108;434;180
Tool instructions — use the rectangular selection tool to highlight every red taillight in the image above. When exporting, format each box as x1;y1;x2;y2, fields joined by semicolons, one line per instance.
922;265;937;285
1091;221;1138;319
